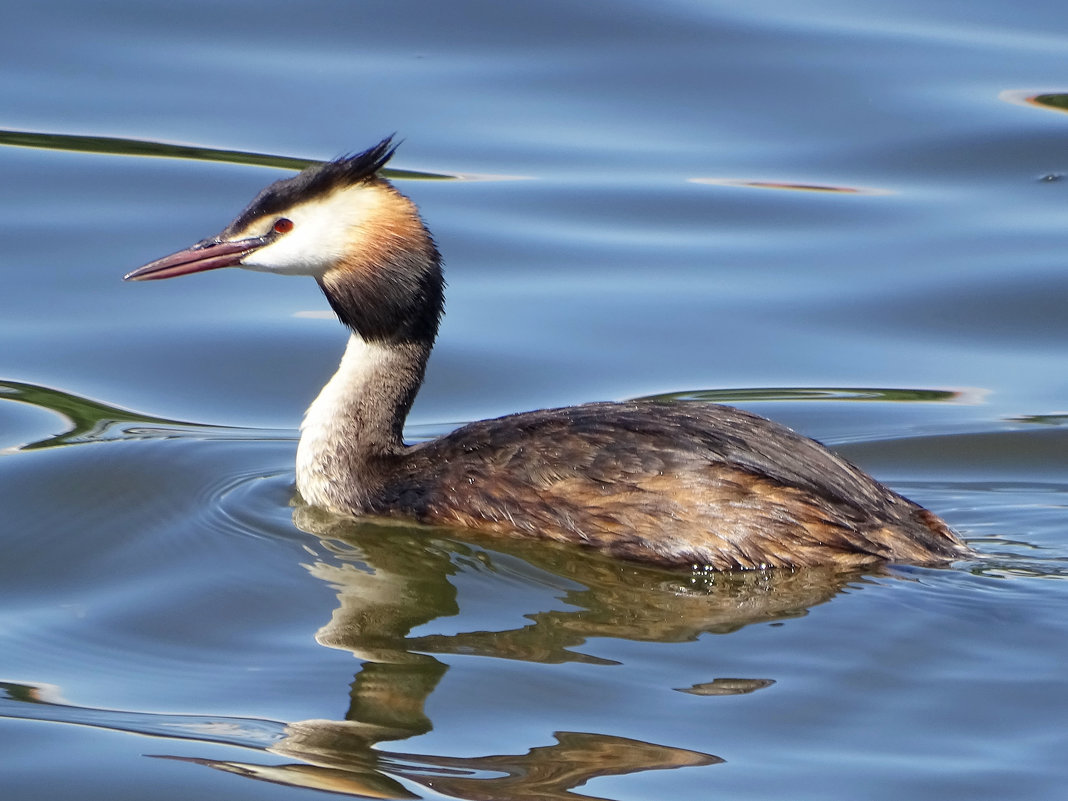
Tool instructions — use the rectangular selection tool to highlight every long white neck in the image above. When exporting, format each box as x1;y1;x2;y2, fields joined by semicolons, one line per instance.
295;333;428;513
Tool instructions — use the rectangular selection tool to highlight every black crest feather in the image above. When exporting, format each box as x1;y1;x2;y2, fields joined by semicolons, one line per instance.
224;136;399;234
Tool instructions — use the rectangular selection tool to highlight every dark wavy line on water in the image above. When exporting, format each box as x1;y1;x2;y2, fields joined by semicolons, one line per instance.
0;680;285;749
1;377;975;454
1;680;721;800
635;386;969;404
0;128;451;181
0;379;290;450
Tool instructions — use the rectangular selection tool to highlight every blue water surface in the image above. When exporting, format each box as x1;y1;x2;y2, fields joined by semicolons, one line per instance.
1;2;1067;800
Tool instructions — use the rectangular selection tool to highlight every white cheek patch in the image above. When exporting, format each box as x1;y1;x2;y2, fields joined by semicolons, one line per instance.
238;186;383;277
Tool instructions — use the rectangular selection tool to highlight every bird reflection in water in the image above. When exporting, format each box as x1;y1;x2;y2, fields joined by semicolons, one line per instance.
1;509;876;800
194;507;863;799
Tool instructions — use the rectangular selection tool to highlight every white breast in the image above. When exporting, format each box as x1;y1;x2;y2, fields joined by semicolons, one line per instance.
295;333;393;511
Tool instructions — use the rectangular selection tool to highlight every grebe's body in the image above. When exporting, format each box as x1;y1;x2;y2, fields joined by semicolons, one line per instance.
126;139;969;570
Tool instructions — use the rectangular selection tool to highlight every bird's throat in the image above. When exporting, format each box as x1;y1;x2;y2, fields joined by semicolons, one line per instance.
295;333;429;513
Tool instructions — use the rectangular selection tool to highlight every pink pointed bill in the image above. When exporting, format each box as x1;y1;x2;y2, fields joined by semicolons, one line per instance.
124;237;266;281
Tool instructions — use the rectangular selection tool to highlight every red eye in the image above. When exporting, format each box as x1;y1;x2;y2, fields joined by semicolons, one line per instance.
273;218;294;234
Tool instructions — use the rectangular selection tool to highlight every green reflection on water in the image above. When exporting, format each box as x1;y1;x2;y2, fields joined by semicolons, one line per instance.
1009;413;1068;426
637;387;962;404
1030;93;1068;112
0;379;244;449
0;128;451;181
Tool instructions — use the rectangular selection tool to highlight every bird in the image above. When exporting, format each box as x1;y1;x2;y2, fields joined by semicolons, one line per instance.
125;138;971;570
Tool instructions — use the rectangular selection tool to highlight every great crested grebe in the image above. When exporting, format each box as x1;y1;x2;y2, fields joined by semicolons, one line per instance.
125;138;970;570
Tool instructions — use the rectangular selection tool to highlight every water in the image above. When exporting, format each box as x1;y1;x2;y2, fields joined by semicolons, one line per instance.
2;2;1067;799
